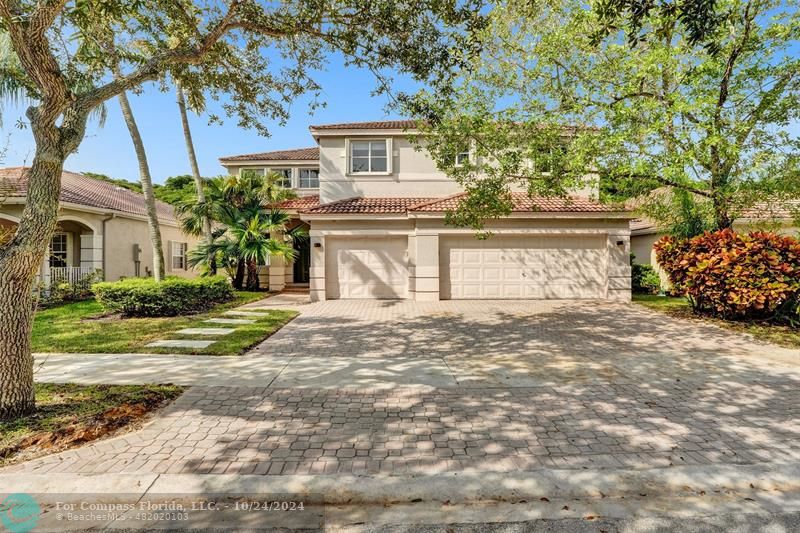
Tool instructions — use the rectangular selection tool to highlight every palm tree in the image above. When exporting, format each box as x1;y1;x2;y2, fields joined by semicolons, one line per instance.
174;78;215;272
179;173;305;290
114;62;164;281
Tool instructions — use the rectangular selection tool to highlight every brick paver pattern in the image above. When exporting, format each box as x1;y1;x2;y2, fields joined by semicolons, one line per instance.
11;299;800;476
12;380;799;476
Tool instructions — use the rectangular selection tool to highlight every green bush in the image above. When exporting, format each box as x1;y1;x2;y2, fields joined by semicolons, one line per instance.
631;262;661;295
92;276;234;317
654;229;800;321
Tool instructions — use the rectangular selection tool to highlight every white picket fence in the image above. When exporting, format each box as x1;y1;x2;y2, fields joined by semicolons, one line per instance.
49;266;98;290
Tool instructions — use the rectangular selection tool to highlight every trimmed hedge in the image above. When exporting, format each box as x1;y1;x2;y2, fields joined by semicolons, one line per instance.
654;229;800;321
632;262;661;295
92;276;234;317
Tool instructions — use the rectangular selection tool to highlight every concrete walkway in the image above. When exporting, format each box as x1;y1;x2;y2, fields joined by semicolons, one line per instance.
3;465;799;530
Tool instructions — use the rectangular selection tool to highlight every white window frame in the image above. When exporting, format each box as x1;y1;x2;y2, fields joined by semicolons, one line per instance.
270;168;293;188
347;138;392;175
49;232;71;268
239;167;266;178
454;149;471;167
298;168;320;189
171;241;188;271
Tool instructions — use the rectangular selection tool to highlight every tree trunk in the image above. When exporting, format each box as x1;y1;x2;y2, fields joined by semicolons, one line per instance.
234;259;245;290
713;200;733;230
116;87;165;281
0;152;66;418
246;259;259;290
175;81;215;274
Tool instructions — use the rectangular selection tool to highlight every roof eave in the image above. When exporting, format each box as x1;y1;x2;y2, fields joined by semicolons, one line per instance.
309;127;422;139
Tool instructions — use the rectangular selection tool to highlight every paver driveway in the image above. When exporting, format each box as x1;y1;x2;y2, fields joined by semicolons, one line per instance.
13;298;800;477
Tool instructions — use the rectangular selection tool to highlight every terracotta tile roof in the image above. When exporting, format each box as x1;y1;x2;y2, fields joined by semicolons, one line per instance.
411;192;623;213
630;201;799;233
219;147;319;162
302;193;625;215
310;120;422;131
303;197;437;215
741;201;799;220
277;195;320;210
630;218;656;232
0;167;177;222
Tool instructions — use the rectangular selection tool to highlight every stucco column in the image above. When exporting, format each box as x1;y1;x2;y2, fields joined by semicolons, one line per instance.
80;233;103;272
269;229;287;292
309;233;325;301
411;232;439;301
606;231;632;301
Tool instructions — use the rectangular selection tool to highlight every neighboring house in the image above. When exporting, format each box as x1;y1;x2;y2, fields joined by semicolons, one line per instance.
219;120;634;302
631;203;800;268
0;167;200;286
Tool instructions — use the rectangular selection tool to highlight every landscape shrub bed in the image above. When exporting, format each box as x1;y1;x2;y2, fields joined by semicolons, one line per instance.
630;255;661;295
654;229;800;322
92;276;234;317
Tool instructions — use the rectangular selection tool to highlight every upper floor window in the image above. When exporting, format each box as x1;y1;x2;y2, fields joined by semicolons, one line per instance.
350;139;390;174
299;168;319;188
270;169;292;188
240;168;265;179
455;149;471;167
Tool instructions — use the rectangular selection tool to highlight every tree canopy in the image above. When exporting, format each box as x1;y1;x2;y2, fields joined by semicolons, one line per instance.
409;0;800;231
0;0;487;418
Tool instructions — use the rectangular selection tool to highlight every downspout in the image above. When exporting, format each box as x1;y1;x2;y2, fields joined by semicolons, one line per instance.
101;213;115;280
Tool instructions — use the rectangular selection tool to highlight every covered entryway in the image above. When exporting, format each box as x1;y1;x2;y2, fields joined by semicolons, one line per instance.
440;235;606;299
325;237;408;299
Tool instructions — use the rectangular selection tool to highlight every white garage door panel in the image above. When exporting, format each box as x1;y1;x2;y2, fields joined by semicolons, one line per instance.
326;237;409;299
441;235;606;299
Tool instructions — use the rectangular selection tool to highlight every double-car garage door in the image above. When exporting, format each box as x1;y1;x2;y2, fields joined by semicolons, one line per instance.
325;235;606;300
441;235;606;299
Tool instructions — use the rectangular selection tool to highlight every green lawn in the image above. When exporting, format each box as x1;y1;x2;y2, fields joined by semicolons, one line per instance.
0;383;183;465
33;291;298;355
633;294;800;349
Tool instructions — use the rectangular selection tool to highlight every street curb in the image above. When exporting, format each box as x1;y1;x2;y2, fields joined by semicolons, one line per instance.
4;463;798;505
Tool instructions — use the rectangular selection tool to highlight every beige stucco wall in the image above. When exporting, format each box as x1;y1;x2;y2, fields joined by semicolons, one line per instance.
103;216;200;280
306;215;631;302
0;203;200;281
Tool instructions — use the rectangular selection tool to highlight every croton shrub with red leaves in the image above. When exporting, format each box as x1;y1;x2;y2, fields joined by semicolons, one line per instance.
654;229;800;321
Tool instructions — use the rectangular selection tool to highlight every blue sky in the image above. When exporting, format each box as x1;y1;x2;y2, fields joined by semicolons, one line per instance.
0;55;417;184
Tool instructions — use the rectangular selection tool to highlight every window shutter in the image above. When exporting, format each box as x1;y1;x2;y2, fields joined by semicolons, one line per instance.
183;243;188;271
386;138;393;174
166;240;173;272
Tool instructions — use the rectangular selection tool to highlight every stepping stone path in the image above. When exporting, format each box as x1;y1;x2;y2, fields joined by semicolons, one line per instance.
144;307;271;350
175;327;235;336
146;339;215;349
223;310;272;317
205;318;256;325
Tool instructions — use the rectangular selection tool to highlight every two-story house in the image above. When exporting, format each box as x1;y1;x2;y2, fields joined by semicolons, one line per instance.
219;120;633;302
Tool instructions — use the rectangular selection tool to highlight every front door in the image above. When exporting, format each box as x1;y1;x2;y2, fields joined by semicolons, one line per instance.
293;238;310;283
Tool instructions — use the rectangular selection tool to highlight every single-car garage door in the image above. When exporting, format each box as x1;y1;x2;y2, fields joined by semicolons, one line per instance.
326;237;409;299
441;235;606;299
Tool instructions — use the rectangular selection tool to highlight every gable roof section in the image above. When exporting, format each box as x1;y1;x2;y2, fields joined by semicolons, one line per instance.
0;167;177;222
219;147;319;163
411;192;622;213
